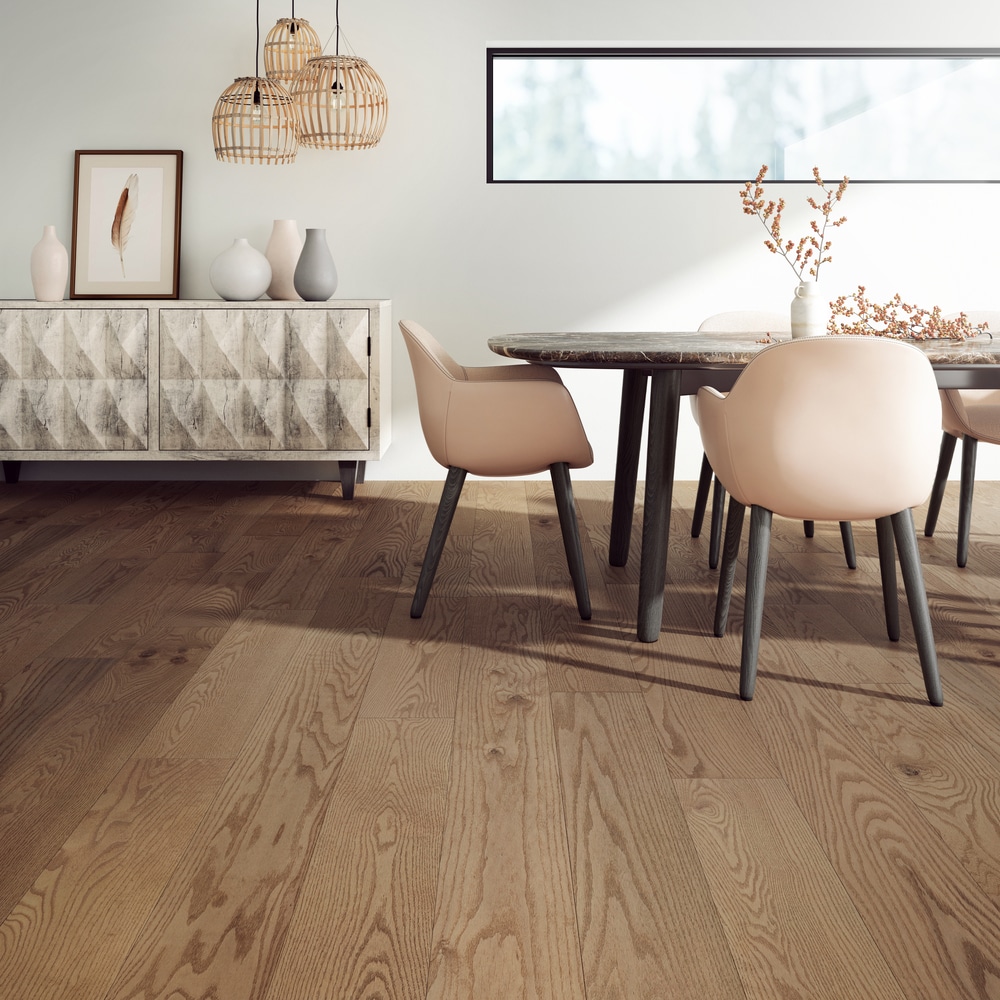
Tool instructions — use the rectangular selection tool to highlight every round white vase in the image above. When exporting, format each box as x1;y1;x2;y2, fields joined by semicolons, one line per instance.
790;281;827;338
30;225;69;301
265;219;302;300
293;228;338;301
210;238;272;301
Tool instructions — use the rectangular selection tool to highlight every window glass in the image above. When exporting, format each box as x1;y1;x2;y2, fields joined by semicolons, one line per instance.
488;48;1000;182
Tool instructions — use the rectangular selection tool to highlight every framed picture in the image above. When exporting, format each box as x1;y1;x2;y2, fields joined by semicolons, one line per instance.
71;150;182;298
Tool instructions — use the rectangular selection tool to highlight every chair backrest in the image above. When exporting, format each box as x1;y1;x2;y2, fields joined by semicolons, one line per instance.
940;311;1000;443
697;310;791;334
951;309;1000;332
399;319;593;475
698;336;941;521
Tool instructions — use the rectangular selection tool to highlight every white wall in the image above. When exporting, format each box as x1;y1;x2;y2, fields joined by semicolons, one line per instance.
3;0;1000;481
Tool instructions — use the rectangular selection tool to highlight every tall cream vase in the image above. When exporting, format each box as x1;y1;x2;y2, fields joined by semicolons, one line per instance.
30;225;68;301
265;219;302;300
790;280;827;338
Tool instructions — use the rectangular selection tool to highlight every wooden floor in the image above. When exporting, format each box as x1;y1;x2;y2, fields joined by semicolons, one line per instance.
1;477;999;1000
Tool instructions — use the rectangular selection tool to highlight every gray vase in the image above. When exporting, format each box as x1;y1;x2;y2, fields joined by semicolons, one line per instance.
293;228;338;301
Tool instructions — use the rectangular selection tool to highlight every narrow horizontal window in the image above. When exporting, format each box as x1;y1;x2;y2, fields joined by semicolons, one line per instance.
487;47;1000;183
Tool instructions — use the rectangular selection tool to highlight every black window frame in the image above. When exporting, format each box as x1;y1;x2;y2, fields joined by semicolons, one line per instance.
486;46;1000;184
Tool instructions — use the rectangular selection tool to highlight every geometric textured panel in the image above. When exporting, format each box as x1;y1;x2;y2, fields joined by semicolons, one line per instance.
0;309;148;450
159;309;369;451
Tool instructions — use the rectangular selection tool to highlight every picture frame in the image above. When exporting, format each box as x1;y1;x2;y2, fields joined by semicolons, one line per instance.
71;150;183;298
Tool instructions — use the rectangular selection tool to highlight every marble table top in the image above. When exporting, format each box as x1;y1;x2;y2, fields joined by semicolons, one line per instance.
488;330;1000;369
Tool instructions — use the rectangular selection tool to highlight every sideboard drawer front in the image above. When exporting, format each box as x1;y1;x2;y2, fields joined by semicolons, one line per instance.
158;308;370;452
0;308;149;451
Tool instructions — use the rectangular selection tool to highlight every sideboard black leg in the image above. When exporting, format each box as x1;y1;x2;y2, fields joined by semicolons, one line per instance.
2;461;21;484
338;461;358;500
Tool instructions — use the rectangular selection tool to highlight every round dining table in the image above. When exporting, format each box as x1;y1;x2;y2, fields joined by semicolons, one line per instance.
489;330;1000;642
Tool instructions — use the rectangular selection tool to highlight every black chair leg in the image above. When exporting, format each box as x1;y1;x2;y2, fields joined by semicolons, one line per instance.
691;452;713;538
891;508;943;706
550;462;592;620
411;466;467;618
839;521;857;569
957;434;978;568
924;432;957;538
875;516;899;642
708;477;726;569
740;505;773;701
803;520;815;538
714;497;745;637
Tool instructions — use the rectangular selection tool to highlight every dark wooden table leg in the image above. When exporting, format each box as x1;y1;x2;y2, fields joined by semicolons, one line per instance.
637;370;682;642
609;369;648;567
2;461;21;484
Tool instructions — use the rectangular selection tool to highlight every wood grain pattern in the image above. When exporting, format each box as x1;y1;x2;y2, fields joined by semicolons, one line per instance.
425;596;586;1000
552;692;745;999
106;587;393;1000
0;756;230;1000
678;777;908;999
0;479;998;1000
263;718;452;1000
747;682;1000;999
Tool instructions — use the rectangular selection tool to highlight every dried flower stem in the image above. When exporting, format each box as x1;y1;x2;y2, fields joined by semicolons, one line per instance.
828;286;987;340
740;165;849;281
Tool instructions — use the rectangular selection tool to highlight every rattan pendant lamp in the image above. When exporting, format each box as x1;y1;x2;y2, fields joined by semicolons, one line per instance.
290;0;388;149
264;1;322;86
212;0;299;164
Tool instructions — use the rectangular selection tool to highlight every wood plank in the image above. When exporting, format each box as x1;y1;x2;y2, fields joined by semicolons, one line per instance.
0;603;95;683
425;596;586;1000
248;498;373;610
339;481;436;580
0;667;174;920
134;609;314;759
358;595;466;719
39;551;223;659
262;718;452;1000
628;593;781;779
0;756;230;1000
746;681;1000;999
677;777;907;999
551;691;745;999
466;482;535;598
103;585;393;1000
525;481;641;693
832;686;1000;904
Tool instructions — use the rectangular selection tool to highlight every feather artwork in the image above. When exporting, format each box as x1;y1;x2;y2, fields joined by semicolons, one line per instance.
111;173;138;278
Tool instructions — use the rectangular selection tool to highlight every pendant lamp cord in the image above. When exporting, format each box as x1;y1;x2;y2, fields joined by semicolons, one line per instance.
253;0;261;103
335;0;340;58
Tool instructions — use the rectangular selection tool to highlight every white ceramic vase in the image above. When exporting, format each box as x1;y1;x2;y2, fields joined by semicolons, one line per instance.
30;225;69;301
210;238;272;301
294;228;338;301
790;281;827;338
265;219;302;300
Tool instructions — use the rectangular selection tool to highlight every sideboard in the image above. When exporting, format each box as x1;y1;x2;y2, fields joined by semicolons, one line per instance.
0;299;391;498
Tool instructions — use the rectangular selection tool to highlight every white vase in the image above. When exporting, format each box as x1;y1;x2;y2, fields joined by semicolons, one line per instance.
293;228;338;301
265;219;302;300
30;225;68;301
790;281;827;338
209;238;272;301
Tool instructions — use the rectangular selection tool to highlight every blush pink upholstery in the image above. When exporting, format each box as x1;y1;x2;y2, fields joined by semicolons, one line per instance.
692;310;856;570
401;320;593;476
400;319;593;618
924;310;1000;566
697;336;943;705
